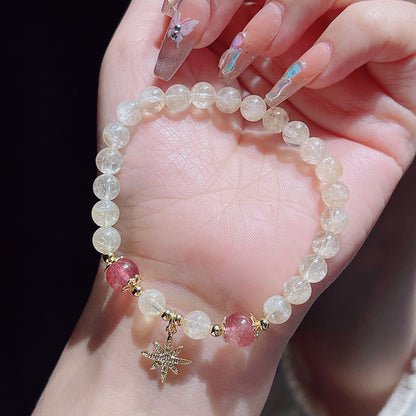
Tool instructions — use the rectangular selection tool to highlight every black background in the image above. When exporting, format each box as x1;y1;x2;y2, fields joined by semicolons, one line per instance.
12;1;130;414
9;1;416;415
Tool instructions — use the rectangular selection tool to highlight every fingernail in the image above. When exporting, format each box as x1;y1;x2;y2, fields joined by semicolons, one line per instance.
154;10;200;81
161;0;183;17
218;2;283;83
265;41;333;107
218;32;256;83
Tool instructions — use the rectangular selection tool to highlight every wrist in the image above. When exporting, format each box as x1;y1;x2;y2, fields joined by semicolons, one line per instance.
34;264;283;416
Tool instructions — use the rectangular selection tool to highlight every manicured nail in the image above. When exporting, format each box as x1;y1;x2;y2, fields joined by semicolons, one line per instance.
161;0;183;17
218;32;256;83
218;2;283;83
265;42;333;107
154;10;200;81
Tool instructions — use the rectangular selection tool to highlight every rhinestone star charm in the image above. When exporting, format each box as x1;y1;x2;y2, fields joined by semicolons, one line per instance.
141;330;192;383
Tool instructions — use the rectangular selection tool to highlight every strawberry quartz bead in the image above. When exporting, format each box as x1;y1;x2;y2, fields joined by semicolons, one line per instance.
224;313;255;347
105;257;139;291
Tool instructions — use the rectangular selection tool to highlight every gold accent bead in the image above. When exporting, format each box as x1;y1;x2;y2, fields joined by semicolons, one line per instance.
260;318;270;331
103;252;116;264
161;309;173;321
174;314;184;326
161;310;183;326
210;324;223;337
131;286;143;297
121;274;142;295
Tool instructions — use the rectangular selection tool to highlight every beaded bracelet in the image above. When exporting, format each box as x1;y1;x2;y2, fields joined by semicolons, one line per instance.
91;82;349;384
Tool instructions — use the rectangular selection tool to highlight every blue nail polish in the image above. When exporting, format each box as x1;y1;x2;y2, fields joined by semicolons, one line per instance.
284;61;302;79
221;49;242;74
265;61;305;102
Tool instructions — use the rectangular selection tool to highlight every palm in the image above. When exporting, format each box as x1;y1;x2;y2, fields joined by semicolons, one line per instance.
98;10;412;323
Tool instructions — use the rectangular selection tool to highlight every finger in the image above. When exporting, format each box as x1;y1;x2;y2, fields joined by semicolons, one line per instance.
266;1;416;106
154;0;211;81
218;1;284;83
311;0;416;111
194;0;246;48
263;1;416;170
156;0;248;81
217;0;348;83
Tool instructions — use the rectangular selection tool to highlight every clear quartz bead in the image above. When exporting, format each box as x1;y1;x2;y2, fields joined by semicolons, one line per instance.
215;87;241;113
312;231;340;259
139;86;165;113
262;106;289;133
282;121;310;146
315;156;343;183
321;207;349;234
298;254;327;283
165;84;191;112
240;95;267;122
92;227;121;254
138;289;166;317
103;122;130;149
93;174;120;200
91;200;119;227
263;295;292;324
300;137;327;165
321;182;350;207
116;99;142;126
183;310;211;339
191;82;216;109
283;276;312;305
95;148;123;174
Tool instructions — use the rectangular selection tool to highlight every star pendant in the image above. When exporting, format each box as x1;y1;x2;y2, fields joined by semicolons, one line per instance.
141;331;192;383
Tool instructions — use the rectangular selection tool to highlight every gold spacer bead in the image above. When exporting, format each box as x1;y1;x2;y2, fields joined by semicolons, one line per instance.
210;324;223;337
131;286;143;297
103;252;116;264
174;314;184;326
121;274;142;295
161;309;173;321
260;318;270;331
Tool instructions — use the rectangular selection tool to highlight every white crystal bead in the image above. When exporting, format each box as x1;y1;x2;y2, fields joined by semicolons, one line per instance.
93;174;120;200
321;182;350;207
165;84;191;112
91;200;119;227
315;156;343;184
138;289;166;317
215;87;241;114
300;137;327;165
312;231;340;259
116;99;142;126
262;106;289;133
240;95;267;122
282;121;310;146
283;276;312;305
298;254;327;283
103;122;130;149
321;207;349;234
183;310;211;339
191;82;216;109
95;148;123;174
263;295;292;324
139;86;165;113
92;227;121;254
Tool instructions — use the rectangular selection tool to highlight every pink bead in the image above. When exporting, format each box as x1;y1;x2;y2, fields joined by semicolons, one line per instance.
105;257;139;291
224;313;255;347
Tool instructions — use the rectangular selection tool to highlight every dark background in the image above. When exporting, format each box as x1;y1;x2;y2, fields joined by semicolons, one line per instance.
10;1;416;415
12;1;130;414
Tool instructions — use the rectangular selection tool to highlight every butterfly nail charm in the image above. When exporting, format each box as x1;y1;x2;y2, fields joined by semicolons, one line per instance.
167;11;199;47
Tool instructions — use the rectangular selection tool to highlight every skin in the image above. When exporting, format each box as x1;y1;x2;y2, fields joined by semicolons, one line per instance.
34;1;416;415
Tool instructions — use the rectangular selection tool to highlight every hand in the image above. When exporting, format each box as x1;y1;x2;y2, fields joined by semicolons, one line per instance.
35;1;416;415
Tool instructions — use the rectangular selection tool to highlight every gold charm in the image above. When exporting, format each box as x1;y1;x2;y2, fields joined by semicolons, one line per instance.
141;322;192;384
